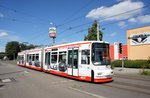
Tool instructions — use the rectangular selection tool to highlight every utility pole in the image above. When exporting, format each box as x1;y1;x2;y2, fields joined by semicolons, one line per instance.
97;21;100;41
119;43;124;71
121;45;124;70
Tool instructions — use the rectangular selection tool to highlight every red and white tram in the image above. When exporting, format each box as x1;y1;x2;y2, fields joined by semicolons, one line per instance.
17;51;26;67
17;41;113;83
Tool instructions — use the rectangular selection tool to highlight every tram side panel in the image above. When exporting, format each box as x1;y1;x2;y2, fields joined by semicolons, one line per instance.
25;49;43;71
43;47;68;76
17;51;26;67
42;43;93;82
78;44;92;81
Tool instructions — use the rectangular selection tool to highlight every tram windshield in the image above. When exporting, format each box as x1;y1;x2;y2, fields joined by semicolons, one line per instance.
92;43;110;66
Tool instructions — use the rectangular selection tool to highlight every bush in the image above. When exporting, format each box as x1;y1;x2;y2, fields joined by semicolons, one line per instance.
111;60;150;69
141;70;150;76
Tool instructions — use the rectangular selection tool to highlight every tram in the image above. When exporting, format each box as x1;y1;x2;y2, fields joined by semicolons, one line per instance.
17;41;113;83
17;51;26;67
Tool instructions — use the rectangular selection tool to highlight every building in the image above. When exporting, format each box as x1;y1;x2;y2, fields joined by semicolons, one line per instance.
110;42;128;61
127;26;150;60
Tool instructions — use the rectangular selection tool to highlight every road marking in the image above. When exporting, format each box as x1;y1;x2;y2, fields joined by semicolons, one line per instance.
69;87;106;98
1;78;11;83
24;71;29;73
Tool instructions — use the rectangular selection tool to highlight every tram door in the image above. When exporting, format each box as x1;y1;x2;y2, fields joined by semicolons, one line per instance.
67;48;78;76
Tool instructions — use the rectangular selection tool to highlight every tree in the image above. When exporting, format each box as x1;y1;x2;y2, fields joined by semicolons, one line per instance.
5;41;38;60
19;43;38;51
5;41;20;60
26;44;38;50
84;20;103;41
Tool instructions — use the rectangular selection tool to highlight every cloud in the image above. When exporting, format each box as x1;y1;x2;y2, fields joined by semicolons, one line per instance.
0;30;20;41
110;32;117;37
86;0;144;21
0;32;8;37
128;15;150;23
118;21;126;28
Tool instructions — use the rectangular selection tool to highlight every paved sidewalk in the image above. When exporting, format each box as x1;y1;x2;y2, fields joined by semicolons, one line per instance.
113;67;150;75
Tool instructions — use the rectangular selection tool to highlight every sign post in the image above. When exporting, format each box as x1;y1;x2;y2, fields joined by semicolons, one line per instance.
49;27;56;45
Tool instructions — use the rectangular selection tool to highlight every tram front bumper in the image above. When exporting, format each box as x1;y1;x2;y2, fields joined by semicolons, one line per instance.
94;77;113;83
94;70;113;83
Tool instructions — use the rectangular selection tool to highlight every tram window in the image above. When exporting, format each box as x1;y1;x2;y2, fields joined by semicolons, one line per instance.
81;50;90;65
45;52;50;65
29;54;31;61
51;52;57;63
22;56;24;60
36;54;39;61
73;50;78;68
35;54;40;67
59;51;66;63
68;51;72;67
28;54;32;65
32;54;35;61
18;55;21;60
92;43;110;65
68;50;78;68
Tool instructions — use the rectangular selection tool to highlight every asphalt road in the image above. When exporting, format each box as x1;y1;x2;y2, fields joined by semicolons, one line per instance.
0;61;150;98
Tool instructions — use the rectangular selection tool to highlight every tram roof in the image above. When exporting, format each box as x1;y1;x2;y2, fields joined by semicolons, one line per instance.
44;41;109;49
18;41;109;53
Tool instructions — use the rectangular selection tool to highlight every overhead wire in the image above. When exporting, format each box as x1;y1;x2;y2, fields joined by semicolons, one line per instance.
56;9;149;42
0;4;49;24
57;4;150;34
56;0;129;28
36;5;150;45
0;17;49;25
1;2;150;46
57;0;94;27
55;12;150;41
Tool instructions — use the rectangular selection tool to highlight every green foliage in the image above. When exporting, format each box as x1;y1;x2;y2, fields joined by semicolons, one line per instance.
147;56;150;64
84;20;103;41
111;60;150;69
26;44;38;50
5;41;20;60
20;43;38;51
5;41;38;60
141;70;150;76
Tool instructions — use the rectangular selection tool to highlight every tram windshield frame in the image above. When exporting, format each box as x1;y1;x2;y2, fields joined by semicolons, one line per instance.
92;43;110;66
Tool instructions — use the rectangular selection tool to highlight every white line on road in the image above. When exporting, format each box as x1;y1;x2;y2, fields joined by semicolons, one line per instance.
69;87;106;98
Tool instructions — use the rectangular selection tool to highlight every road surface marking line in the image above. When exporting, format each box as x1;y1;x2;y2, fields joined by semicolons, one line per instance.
1;78;11;83
69;87;106;98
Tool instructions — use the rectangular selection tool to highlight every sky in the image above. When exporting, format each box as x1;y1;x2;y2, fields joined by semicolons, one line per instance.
0;0;150;52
